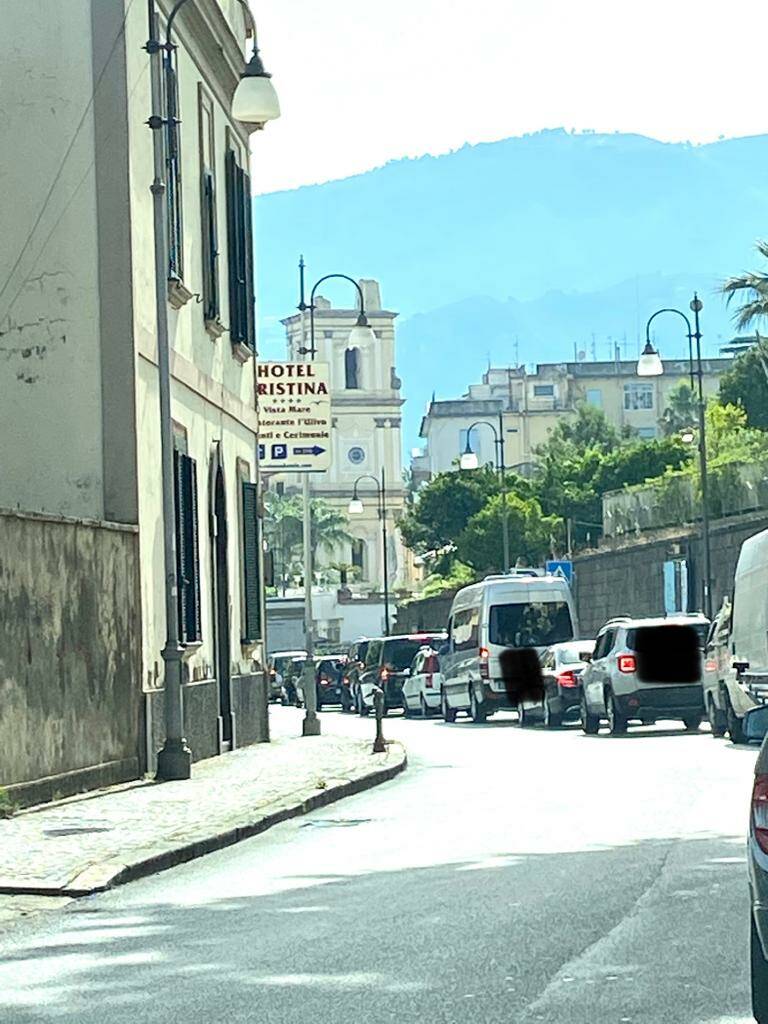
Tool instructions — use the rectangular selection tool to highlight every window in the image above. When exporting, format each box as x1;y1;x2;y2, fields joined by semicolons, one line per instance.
586;388;602;408
225;148;256;349
452;608;480;652
533;384;555;397
173;450;201;644
198;87;219;323
488;602;573;648
166;60;184;280
241;481;262;642
365;639;382;667
345;347;361;389
351;538;365;578
637;426;657;439
624;382;654;410
594;629;614;660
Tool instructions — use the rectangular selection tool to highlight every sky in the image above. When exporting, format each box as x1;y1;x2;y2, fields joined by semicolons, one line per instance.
252;0;768;195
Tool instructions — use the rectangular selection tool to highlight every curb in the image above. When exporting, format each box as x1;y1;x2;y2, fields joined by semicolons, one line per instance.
0;744;407;899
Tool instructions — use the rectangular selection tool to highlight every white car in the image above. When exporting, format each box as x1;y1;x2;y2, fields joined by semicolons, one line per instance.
402;646;444;718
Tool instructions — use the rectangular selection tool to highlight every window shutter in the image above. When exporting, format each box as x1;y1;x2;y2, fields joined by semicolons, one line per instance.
242;169;256;349
201;170;219;321
166;61;184;280
241;481;262;641
225;150;243;343
174;451;202;644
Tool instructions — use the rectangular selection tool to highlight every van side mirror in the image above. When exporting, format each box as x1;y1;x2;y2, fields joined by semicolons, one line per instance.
733;660;750;674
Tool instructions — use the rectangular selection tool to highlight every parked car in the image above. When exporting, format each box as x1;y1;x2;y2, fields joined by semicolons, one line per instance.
580;614;707;736
532;639;596;728
357;633;447;715
441;571;579;723
344;638;372;714
402;646;444;718
707;529;768;744
702;598;732;738
268;650;307;704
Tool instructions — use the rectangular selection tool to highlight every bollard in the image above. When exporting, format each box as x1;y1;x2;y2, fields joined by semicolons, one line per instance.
372;684;386;753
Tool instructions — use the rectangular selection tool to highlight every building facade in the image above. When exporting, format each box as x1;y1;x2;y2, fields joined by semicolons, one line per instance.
414;358;732;482
270;281;411;636
0;0;271;794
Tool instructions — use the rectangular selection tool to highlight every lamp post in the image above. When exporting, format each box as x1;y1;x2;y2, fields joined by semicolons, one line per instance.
348;470;390;635
459;414;511;572
145;0;279;779
637;294;712;619
295;259;376;737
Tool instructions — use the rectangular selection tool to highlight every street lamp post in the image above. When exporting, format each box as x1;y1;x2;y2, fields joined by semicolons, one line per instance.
348;469;390;635
145;0;279;779
295;259;376;736
459;413;510;572
637;294;712;619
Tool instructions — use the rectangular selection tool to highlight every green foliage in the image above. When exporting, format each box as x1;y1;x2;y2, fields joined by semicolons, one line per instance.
264;492;352;585
660;382;697;437
421;561;476;598
399;466;499;553
0;787;17;819
719;345;768;431
455;493;562;576
722;240;768;331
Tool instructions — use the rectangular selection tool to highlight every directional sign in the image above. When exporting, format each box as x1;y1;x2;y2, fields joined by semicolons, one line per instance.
257;361;332;471
545;559;573;584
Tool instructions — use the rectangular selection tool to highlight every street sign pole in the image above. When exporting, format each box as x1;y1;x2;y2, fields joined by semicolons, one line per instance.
298;302;320;737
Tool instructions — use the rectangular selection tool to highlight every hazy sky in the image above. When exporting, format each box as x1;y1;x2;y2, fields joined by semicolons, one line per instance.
252;0;766;194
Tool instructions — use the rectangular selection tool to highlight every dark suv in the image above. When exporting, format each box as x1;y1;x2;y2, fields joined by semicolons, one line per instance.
357;633;447;714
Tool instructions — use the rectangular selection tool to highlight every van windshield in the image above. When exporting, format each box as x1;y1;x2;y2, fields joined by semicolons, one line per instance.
489;601;574;648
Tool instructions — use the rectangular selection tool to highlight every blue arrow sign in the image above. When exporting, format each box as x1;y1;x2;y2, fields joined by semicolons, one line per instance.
293;445;326;456
546;559;573;584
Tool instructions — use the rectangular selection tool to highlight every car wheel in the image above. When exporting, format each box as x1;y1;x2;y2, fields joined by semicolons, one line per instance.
441;689;457;723
543;699;563;729
518;703;530;728
402;694;411;718
358;692;370;717
752;914;768;1024
706;697;727;738
683;713;702;731
420;695;431;719
606;692;627;736
725;695;746;744
580;696;600;735
469;686;488;723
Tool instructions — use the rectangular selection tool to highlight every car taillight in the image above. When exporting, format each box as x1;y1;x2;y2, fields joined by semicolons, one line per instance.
753;775;768;854
425;673;433;688
617;654;636;674
480;647;489;680
342;677;349;685
556;670;578;687
705;659;718;672
380;668;389;682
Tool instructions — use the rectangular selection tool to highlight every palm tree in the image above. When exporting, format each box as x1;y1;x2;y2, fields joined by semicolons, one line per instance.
660;381;696;437
723;241;768;330
263;491;352;585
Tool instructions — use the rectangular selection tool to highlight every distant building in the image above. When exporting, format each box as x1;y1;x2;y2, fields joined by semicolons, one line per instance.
414;358;732;482
271;281;413;636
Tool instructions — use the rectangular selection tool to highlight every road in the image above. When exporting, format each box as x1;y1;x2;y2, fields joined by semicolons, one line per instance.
0;707;759;1023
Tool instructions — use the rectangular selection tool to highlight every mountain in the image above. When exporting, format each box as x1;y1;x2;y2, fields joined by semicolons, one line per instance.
254;129;768;447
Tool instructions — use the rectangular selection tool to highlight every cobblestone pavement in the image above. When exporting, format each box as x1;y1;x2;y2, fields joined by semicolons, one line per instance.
0;716;405;901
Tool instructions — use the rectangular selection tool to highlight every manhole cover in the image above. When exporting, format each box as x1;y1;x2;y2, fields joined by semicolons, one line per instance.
301;818;371;829
44;825;113;837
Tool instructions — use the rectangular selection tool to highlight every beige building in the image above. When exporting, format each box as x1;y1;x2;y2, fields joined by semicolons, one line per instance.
273;282;412;630
414;358;732;482
0;0;273;772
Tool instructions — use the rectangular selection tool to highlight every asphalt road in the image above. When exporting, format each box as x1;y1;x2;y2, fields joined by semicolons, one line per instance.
0;707;760;1024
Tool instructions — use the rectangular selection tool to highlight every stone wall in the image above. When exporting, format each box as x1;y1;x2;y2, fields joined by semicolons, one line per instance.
0;509;142;806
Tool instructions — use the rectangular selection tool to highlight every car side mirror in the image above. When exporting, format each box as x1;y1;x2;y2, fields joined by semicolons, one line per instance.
733;660;750;673
582;652;592;663
744;705;768;743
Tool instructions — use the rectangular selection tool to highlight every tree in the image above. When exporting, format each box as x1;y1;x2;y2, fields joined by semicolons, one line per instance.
263;492;351;585
398;466;500;554
722;240;768;330
719;345;768;431
660;382;697;437
455;493;561;575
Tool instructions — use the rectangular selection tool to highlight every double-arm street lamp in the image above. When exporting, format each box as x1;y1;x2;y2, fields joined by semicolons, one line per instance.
637;294;712;619
146;0;279;780
348;470;391;636
294;259;376;736
459;414;511;572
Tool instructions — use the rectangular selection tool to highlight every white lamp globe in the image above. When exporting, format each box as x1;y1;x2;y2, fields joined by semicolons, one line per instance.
460;451;479;470
637;341;663;377
348;498;364;515
232;51;280;126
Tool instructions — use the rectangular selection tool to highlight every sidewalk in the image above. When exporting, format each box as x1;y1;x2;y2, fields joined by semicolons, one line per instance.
0;726;406;900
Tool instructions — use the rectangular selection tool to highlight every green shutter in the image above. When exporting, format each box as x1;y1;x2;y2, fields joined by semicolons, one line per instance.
174;452;202;644
242;169;256;349
202;170;219;321
242;481;262;642
225;150;243;343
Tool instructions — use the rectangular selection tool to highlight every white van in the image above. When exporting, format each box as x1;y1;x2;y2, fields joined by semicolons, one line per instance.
441;572;579;723
707;529;768;742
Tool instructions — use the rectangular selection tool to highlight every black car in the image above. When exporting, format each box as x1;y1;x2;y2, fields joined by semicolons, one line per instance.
315;655;348;709
358;633;447;714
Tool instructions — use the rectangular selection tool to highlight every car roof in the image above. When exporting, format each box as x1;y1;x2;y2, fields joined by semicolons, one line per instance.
603;615;708;631
271;650;307;658
550;639;595;650
382;632;446;641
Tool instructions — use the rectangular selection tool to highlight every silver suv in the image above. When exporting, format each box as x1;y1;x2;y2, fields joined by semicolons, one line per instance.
580;615;707;736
